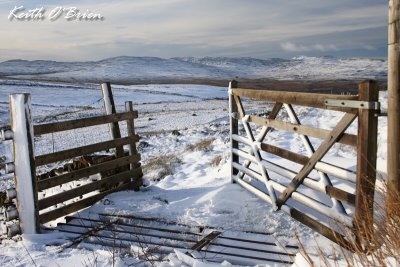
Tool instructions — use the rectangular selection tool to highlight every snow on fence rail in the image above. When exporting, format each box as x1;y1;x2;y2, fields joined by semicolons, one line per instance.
229;80;380;249
2;82;143;236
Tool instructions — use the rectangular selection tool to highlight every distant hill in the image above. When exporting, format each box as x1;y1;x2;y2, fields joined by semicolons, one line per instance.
0;56;387;83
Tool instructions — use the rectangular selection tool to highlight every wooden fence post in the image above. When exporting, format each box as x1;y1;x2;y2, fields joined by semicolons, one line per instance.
125;101;142;191
101;82;124;158
355;80;379;246
229;80;239;183
388;0;400;207
10;93;40;234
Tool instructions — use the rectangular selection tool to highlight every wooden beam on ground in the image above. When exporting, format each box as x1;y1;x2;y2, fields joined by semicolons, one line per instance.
35;135;139;166
232;88;358;113
276;113;357;209
34;111;138;135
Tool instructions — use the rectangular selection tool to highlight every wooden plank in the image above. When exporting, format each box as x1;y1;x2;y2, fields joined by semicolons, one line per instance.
101;82;124;158
232;88;358;112
35;135;139;166
326;186;356;206
38;167;142;210
191;231;222;251
289;208;353;251
10;94;40;234
388;0;400;208
260;143;309;165
125;101;142;191
39;182;132;224
247;115;357;147
34;111;138;135
229;80;239;181
37;154;141;190
355;80;379;244
276;113;357;209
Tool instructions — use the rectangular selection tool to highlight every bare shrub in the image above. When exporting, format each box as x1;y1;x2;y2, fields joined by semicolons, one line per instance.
143;155;182;181
185;138;215;152
210;155;223;167
300;182;400;267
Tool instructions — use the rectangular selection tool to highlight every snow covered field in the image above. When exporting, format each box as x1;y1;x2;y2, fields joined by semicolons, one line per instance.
0;77;389;266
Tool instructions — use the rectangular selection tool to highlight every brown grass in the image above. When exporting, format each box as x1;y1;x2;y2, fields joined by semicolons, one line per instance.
185;138;215;152
300;182;400;267
142;155;182;181
210;155;223;167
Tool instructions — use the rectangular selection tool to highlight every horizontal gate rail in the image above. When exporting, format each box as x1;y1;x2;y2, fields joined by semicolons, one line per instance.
231;88;359;112
34;111;138;135
37;154;141;190
35;135;139;166
38;167;142;210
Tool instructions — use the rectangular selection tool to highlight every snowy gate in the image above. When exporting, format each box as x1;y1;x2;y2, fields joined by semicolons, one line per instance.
229;80;380;248
1;83;143;236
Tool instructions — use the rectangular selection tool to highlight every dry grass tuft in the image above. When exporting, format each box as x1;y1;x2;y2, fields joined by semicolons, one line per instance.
300;182;400;267
143;155;182;181
210;155;223;167
185;138;215;152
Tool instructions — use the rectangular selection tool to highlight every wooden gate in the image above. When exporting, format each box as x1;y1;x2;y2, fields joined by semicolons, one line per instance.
229;80;380;248
3;83;142;235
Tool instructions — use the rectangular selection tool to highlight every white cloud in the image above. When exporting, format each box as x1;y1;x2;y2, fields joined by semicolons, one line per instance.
281;42;338;52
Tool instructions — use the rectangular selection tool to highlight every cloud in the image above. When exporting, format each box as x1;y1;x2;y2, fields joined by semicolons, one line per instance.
281;42;338;52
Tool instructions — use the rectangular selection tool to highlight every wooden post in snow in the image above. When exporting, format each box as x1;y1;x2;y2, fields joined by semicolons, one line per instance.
101;82;124;158
354;80;379;246
125;101;142;191
10;93;40;234
229;80;239;183
388;0;400;206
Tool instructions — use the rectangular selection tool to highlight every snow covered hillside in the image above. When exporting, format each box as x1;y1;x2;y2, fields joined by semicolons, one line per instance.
0;56;387;82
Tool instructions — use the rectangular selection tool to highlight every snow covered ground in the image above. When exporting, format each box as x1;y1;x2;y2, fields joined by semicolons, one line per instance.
0;78;390;266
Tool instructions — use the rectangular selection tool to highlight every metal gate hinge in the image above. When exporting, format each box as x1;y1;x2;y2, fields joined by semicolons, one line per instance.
324;99;380;110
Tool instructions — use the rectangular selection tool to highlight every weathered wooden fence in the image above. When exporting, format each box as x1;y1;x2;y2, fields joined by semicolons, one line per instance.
1;83;142;236
229;80;380;248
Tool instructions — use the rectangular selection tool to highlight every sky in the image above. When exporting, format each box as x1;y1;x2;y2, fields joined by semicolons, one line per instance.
0;0;388;62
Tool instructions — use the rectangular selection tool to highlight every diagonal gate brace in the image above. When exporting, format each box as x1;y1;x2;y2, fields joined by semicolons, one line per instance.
276;113;357;209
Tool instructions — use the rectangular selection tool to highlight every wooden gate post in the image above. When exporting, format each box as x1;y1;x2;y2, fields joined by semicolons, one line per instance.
388;0;400;207
355;80;379;246
125;101;142;191
229;80;239;183
10;94;40;234
101;82;124;158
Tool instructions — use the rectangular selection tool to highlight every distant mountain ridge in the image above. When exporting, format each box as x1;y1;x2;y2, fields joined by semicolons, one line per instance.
0;56;387;82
